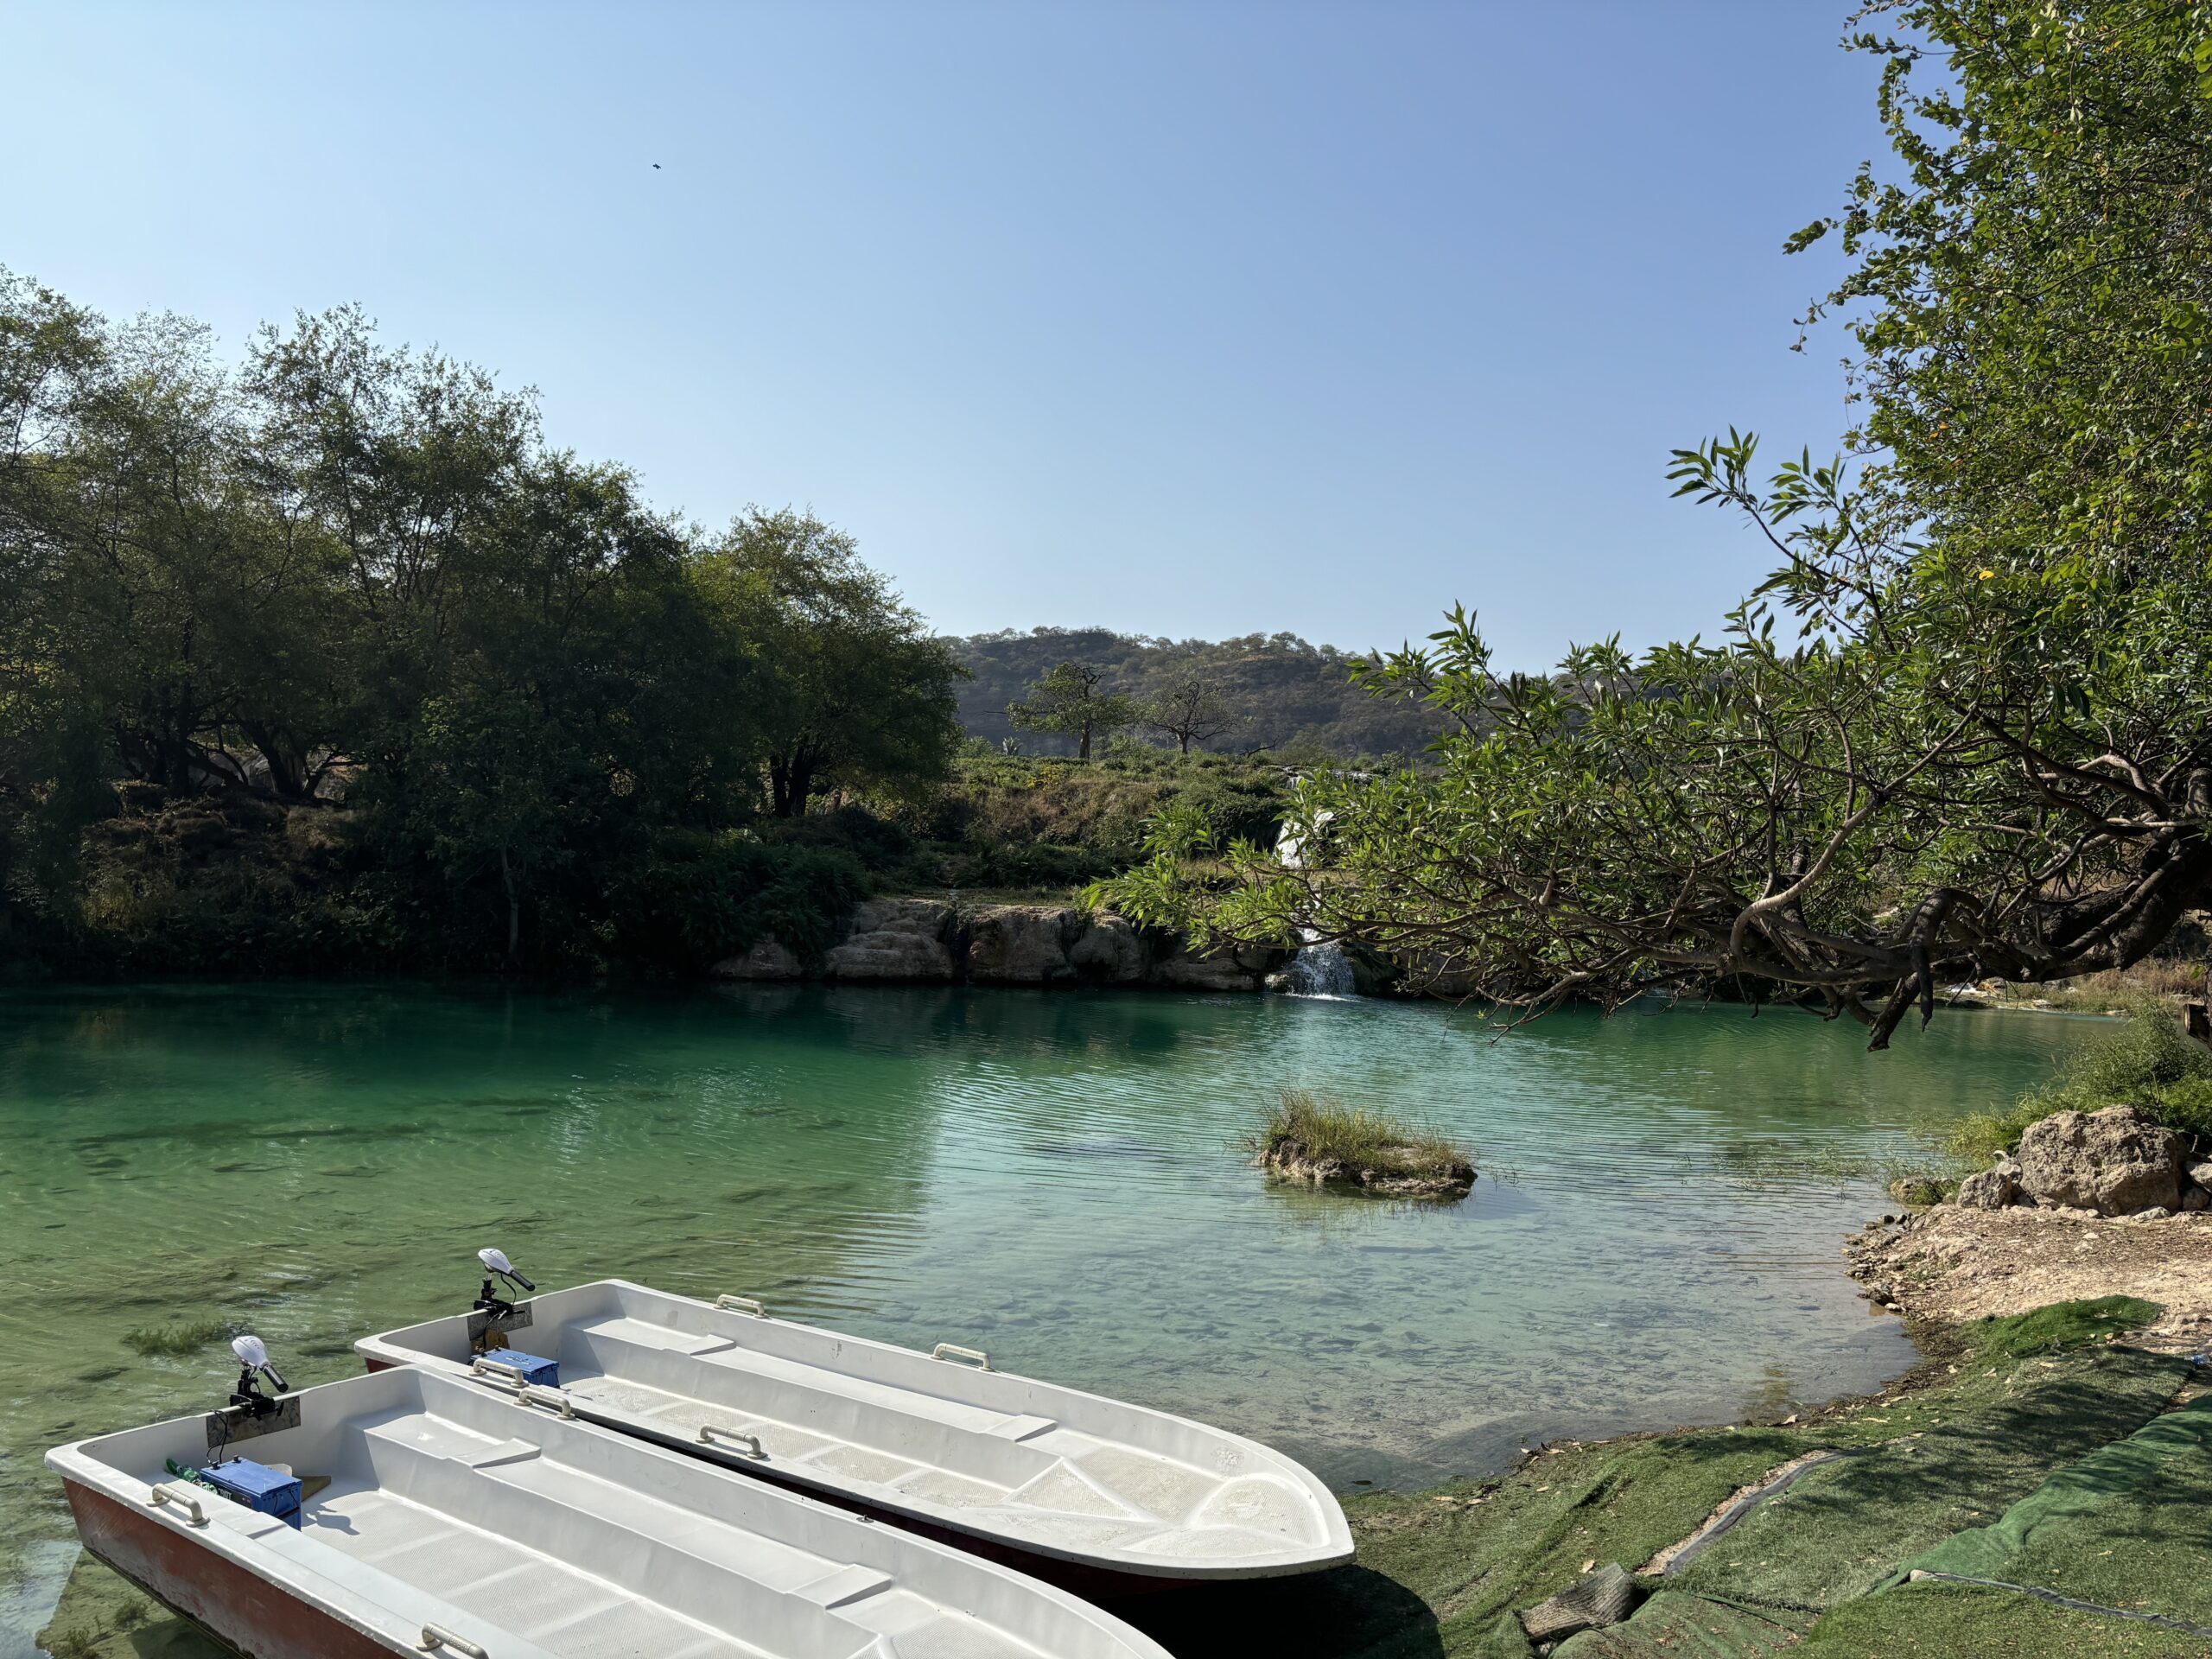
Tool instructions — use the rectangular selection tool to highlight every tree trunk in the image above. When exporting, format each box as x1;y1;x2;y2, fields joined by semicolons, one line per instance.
499;844;519;971
1077;723;1091;761
1179;731;1192;754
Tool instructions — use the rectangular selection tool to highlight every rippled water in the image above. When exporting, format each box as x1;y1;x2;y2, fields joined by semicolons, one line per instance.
0;982;2089;1654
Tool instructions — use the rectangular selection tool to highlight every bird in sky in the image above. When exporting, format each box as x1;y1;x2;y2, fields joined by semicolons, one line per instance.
652;162;662;169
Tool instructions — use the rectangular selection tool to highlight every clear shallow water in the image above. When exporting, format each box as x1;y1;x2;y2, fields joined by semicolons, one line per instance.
0;982;2088;1652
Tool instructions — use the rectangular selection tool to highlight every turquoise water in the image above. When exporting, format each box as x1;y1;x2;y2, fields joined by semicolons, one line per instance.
0;982;2088;1654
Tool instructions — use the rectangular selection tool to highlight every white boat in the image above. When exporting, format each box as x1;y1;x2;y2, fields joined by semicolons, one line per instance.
48;1363;1175;1659
357;1279;1353;1586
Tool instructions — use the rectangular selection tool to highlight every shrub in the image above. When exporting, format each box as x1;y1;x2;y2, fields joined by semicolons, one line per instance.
1252;1087;1474;1186
1947;1000;2212;1164
604;831;866;971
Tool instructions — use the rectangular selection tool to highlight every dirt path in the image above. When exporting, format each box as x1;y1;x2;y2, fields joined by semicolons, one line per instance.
1848;1205;2212;1357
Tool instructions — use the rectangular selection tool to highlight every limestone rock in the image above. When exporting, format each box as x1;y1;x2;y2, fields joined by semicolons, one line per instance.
823;899;955;982
710;937;802;981
1955;1156;2022;1211
1149;939;1285;991
2192;1160;2212;1191
2015;1106;2187;1217
966;906;1080;984
2184;1184;2211;1213
1067;914;1149;983
1519;1563;1641;1643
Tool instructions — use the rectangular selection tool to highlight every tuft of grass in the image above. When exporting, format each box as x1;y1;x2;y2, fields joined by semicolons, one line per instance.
1964;1295;2164;1361
1946;999;2212;1165
121;1317;235;1358
1253;1088;1473;1186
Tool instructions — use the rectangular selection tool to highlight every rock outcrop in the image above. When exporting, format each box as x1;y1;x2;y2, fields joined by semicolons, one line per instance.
1946;1105;2202;1218
710;899;1292;992
823;899;957;982
965;906;1082;986
2016;1105;2188;1217
1150;938;1287;992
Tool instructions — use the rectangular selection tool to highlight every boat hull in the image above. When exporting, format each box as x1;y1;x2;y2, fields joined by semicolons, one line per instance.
62;1480;397;1659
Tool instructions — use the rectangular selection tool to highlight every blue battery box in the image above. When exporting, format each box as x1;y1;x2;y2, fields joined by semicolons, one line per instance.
480;1349;559;1389
200;1458;302;1528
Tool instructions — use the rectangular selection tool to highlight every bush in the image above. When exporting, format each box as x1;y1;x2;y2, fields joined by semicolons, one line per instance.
603;831;866;971
1947;1000;2212;1163
1251;1087;1474;1185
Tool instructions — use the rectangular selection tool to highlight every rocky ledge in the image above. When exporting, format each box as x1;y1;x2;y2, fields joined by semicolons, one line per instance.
711;899;1288;991
1951;1103;2209;1220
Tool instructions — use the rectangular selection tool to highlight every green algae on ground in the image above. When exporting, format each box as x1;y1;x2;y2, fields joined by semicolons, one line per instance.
1800;1580;2212;1657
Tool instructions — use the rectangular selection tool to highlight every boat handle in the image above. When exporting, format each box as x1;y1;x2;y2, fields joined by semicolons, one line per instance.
931;1343;992;1372
419;1624;489;1657
150;1484;207;1526
715;1294;767;1319
519;1384;575;1420
698;1424;766;1459
471;1354;533;1382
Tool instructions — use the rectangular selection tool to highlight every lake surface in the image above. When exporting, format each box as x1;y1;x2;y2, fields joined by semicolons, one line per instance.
0;982;2088;1655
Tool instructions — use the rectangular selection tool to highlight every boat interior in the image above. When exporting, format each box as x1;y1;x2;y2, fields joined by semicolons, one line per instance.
365;1280;1343;1574
60;1366;1154;1659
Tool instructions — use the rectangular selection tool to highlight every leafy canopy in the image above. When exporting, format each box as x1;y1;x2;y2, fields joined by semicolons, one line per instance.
1104;1;2212;1047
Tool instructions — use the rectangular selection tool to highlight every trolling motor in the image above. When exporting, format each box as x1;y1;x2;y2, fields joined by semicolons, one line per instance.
228;1334;290;1420
474;1247;537;1320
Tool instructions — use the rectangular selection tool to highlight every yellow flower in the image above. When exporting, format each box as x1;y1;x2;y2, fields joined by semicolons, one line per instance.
1978;569;1995;579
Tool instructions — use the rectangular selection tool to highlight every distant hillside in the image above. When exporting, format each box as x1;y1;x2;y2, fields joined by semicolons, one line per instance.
947;628;1446;759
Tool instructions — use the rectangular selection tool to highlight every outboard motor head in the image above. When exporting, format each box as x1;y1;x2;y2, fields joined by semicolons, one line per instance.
228;1333;289;1417
474;1246;537;1318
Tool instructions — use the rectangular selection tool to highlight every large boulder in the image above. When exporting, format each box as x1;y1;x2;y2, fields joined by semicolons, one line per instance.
709;937;802;981
1067;914;1150;984
966;906;1081;985
2016;1105;2187;1217
822;899;956;982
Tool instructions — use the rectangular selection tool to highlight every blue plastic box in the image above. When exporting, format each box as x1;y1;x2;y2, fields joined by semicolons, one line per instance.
481;1349;560;1389
200;1458;302;1528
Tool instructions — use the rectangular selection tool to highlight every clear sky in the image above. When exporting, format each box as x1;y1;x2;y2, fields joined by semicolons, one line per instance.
3;3;1885;667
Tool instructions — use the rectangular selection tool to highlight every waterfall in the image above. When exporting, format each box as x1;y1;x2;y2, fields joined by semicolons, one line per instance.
1273;812;1357;996
1282;927;1357;998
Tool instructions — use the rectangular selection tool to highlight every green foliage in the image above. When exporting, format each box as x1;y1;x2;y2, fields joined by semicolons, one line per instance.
0;274;963;975
1099;3;2212;1048
604;831;867;971
1007;662;1136;760
951;626;1442;757
1948;1001;2212;1160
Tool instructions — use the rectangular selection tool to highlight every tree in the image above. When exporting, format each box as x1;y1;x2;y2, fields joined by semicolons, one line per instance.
408;687;580;968
698;508;963;817
1008;662;1135;760
1104;2;2212;1048
1143;673;1240;753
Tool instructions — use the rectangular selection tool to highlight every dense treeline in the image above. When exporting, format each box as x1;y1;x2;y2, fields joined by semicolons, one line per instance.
950;627;1444;759
0;274;963;973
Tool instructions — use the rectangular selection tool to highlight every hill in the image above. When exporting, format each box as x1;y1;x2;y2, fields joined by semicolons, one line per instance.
946;627;1445;759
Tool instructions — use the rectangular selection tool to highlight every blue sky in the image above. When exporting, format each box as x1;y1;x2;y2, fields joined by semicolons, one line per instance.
3;3;1884;666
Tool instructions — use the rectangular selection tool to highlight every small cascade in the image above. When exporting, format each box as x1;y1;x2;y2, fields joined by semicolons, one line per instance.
1282;928;1357;998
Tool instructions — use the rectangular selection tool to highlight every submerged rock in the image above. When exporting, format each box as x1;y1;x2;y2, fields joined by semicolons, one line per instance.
2016;1105;2187;1217
1261;1138;1475;1198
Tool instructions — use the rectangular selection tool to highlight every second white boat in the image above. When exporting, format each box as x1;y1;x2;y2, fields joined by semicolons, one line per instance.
358;1276;1353;1586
